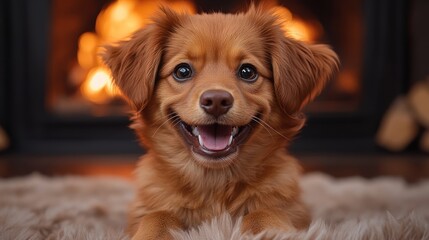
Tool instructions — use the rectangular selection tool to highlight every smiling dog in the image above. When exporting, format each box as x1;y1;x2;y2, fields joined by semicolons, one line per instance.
103;5;338;240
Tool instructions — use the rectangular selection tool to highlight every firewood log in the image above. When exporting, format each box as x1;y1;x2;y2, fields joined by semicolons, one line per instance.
408;80;429;128
376;97;419;152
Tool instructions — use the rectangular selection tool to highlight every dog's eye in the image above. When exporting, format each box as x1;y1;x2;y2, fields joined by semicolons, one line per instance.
238;64;258;82
173;63;193;81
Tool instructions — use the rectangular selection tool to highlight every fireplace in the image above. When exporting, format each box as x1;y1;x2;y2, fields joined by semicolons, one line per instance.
1;0;411;154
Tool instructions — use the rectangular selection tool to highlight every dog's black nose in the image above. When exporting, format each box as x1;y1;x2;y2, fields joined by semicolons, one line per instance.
200;90;234;117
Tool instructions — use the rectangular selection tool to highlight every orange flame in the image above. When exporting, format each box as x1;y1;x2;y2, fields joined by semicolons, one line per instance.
80;67;114;104
272;6;323;42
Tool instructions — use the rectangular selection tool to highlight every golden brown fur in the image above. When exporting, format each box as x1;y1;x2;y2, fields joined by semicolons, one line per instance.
102;5;338;240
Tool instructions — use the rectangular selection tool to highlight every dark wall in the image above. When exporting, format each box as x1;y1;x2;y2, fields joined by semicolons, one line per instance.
0;1;12;153
0;0;9;132
410;0;429;84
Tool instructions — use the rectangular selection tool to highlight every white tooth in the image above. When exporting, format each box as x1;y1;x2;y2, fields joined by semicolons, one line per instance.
192;126;199;136
232;127;238;136
198;135;204;146
228;135;233;145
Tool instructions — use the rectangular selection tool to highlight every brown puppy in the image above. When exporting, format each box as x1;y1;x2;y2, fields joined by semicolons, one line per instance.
103;5;338;240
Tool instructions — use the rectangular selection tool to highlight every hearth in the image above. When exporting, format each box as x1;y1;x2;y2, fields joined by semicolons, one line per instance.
1;0;413;154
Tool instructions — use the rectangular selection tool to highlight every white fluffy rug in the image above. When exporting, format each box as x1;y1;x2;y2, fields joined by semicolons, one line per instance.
1;173;429;240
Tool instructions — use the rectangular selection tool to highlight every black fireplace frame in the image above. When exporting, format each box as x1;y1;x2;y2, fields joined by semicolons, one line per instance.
0;0;409;154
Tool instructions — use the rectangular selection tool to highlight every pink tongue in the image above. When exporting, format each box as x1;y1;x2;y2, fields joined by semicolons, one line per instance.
198;125;232;151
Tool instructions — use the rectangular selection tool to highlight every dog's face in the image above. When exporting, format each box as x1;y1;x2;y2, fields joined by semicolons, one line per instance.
103;7;338;169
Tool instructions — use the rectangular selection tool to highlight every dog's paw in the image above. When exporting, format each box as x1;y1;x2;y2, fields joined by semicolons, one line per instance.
131;211;183;240
241;210;295;235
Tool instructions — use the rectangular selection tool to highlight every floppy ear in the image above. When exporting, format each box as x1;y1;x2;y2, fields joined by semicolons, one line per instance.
272;35;339;114
101;7;184;110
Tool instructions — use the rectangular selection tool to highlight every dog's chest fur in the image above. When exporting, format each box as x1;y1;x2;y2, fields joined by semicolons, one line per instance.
129;151;302;228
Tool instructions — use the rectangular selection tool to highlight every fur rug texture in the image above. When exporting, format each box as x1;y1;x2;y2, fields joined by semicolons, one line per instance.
1;173;428;240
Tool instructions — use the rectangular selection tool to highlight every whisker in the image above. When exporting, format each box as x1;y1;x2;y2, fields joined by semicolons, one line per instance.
153;112;176;125
252;116;290;141
134;111;176;126
152;114;180;137
171;118;182;128
251;118;274;140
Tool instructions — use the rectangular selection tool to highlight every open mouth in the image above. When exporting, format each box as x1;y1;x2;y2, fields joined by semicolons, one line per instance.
172;113;259;160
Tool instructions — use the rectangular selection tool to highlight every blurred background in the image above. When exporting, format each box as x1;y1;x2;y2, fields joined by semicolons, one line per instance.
0;0;428;180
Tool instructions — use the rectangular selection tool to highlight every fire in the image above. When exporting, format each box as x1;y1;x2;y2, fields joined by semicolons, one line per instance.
272;6;322;42
81;67;114;104
77;32;98;69
77;0;196;104
76;1;320;104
